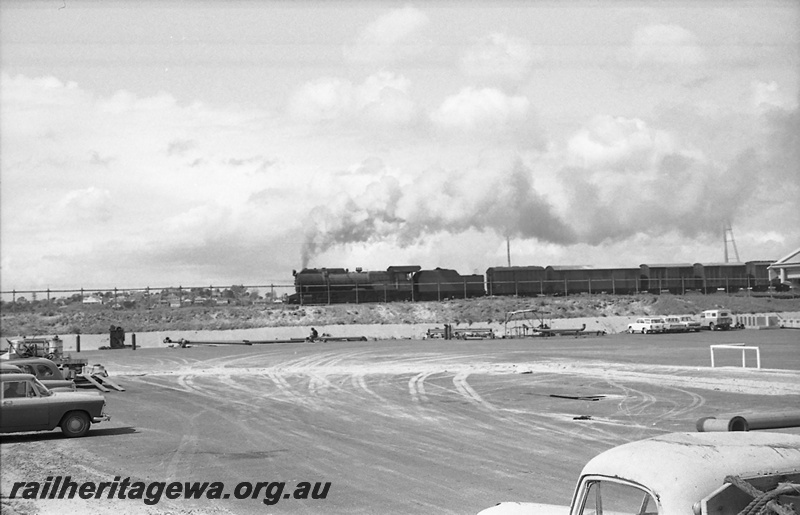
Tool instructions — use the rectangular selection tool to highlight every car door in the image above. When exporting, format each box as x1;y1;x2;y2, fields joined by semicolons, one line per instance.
1;379;51;431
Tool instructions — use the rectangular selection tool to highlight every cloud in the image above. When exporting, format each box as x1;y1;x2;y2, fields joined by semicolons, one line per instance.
286;77;354;122
752;80;798;113
343;6;430;64
566;115;677;171
430;87;530;132
57;187;114;223
461;33;539;82
0;73;301;289
557;114;786;245
625;24;706;66
287;72;417;126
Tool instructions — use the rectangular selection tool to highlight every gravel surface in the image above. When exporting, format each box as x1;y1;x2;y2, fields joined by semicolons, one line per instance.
1;330;799;514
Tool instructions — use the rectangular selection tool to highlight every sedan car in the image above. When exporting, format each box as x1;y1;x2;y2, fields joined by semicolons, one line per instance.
626;317;665;334
0;358;76;391
677;314;701;332
0;373;110;437
662;316;687;333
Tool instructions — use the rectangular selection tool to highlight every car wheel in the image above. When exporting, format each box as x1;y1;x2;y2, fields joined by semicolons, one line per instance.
709;322;716;331
61;411;91;438
641;328;647;334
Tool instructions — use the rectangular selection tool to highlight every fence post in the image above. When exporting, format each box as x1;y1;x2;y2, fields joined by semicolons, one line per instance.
132;333;136;351
76;335;81;353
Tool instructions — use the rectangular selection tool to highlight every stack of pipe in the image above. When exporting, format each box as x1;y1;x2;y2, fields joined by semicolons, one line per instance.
696;412;800;432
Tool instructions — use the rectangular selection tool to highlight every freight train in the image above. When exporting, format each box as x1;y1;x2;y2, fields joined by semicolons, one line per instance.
288;260;781;304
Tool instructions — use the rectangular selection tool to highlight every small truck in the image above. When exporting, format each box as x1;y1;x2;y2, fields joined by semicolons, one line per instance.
698;309;733;331
478;431;800;515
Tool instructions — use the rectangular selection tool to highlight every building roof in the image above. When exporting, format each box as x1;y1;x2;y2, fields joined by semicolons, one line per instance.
769;246;800;268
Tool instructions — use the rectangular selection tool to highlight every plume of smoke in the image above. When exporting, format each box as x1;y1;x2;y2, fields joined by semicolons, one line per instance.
300;158;574;267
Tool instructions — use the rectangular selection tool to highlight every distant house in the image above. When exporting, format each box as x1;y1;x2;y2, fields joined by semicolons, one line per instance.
82;296;102;305
768;246;800;289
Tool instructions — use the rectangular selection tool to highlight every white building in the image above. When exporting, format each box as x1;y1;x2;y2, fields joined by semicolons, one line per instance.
768;246;800;289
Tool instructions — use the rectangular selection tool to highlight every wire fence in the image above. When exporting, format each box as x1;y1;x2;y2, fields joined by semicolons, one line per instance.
0;284;297;308
0;276;786;308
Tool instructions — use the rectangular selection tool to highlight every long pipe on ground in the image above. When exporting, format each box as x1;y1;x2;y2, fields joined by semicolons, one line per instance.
696;412;800;432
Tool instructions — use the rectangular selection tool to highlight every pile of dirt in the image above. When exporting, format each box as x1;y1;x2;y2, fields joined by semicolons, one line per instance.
2;292;798;337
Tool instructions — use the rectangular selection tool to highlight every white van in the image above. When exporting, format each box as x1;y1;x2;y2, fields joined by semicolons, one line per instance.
699;309;732;330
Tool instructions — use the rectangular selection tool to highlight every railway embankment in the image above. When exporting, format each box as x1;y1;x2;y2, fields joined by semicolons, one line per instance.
2;293;799;339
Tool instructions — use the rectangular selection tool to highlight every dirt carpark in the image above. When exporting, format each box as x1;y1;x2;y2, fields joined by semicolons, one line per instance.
1;329;799;515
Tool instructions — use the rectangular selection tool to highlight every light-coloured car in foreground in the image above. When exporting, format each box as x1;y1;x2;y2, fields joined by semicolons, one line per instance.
0;373;110;437
478;431;800;515
626;317;665;334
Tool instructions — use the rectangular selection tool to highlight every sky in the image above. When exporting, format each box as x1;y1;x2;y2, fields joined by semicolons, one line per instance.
1;0;798;292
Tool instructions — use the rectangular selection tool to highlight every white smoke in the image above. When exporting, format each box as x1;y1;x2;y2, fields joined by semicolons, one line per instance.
300;158;574;268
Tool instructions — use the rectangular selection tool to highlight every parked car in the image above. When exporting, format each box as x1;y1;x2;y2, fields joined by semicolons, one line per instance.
677;314;701;332
478;431;800;515
627;317;665;334
699;309;733;331
0;358;75;391
662;316;686;333
0;373;110;437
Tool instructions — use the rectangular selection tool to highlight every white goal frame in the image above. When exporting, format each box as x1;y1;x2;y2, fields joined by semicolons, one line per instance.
709;343;761;369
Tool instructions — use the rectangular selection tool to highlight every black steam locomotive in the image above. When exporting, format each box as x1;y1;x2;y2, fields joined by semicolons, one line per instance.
289;260;779;304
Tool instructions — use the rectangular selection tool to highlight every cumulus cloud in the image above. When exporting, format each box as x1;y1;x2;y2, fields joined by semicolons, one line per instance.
287;78;354;122
557;114;780;245
287;72;417;126
57;187;114;223
0;73;299;288
626;24;706;66
430;87;530;132
343;5;430;64
752;80;798;112
566;115;677;171
461;33;539;82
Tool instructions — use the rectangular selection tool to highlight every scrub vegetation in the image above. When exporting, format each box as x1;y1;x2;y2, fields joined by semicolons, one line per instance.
2;292;798;337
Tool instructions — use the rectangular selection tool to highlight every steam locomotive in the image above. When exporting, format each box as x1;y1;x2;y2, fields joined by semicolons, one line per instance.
288;260;780;304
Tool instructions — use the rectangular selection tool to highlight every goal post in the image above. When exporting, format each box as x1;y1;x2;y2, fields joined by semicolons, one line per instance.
709;343;761;369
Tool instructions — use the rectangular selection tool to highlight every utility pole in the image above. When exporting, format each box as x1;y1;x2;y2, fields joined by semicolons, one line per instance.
506;236;511;267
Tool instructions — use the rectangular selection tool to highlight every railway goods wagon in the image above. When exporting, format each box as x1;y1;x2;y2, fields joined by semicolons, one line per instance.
698;262;749;292
545;266;640;295
640;263;700;293
745;260;776;291
413;268;485;301
485;266;546;296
